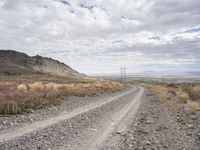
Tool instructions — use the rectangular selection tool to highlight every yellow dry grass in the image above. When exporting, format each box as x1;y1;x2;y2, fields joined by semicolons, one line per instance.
17;84;28;93
30;82;44;91
45;83;62;91
176;91;189;104
0;80;125;115
45;81;122;93
146;83;199;113
29;81;124;92
186;85;200;101
147;85;171;101
62;84;76;90
187;100;199;113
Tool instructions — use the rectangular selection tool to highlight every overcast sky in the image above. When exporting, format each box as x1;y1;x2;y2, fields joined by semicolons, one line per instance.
0;0;200;74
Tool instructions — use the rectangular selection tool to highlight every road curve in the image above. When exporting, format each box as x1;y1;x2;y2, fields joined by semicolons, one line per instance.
0;86;145;150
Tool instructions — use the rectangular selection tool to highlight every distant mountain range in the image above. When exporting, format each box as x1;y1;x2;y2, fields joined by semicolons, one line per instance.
0;50;87;79
92;71;200;78
138;70;200;77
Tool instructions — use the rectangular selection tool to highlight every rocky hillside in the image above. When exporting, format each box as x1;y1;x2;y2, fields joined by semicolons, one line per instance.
0;50;86;78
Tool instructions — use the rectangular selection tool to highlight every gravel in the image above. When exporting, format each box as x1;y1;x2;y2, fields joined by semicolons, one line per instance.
1;86;198;150
99;90;200;150
0;88;129;132
0;86;144;150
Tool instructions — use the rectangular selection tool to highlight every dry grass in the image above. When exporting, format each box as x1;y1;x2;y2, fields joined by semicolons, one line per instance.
45;83;62;91
176;91;189;104
146;83;200;113
184;85;200;101
186;100;199;114
0;81;125;115
17;84;28;93
0;101;21;115
30;82;44;92
146;85;172;102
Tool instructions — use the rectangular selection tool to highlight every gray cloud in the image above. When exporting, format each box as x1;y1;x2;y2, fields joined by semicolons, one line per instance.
0;0;199;74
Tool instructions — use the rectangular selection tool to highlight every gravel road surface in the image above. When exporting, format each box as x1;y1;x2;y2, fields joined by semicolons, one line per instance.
0;86;144;150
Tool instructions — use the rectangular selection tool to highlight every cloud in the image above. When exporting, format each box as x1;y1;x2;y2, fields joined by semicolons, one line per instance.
59;0;71;6
184;27;200;33
148;37;161;41
0;0;199;74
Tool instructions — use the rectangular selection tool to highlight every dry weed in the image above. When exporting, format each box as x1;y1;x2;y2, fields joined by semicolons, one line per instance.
0;81;124;115
187;100;199;114
17;84;28;93
30;82;44;91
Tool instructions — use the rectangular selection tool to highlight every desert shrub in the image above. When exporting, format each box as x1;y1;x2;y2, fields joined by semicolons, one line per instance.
45;83;55;91
176;90;189;103
17;84;28;93
0;101;21;115
184;86;200;101
179;94;189;103
63;84;75;89
187;100;199;114
81;83;91;88
0;81;124;115
152;85;171;101
45;83;61;91
168;89;176;96
33;98;49;109
93;82;103;88
30;82;44;92
146;84;200;113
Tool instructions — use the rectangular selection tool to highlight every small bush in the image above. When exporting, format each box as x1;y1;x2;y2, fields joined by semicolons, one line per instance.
187;100;199;114
0;81;124;115
0;101;21;115
176;91;189;103
179;95;188;103
184;86;200;101
30;82;44;92
45;83;60;91
45;83;55;90
17;84;28;93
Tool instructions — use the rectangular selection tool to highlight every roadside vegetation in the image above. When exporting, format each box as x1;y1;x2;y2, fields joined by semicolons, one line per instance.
146;83;200;113
0;81;125;115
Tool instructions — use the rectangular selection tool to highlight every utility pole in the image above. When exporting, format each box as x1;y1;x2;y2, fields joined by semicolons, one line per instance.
124;67;126;83
120;67;127;83
120;67;123;83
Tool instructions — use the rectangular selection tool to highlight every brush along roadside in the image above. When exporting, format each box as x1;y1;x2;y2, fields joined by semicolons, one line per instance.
0;81;126;115
145;83;200;113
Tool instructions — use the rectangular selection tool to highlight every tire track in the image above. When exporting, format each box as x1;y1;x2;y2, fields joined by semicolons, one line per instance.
0;87;137;143
87;86;144;150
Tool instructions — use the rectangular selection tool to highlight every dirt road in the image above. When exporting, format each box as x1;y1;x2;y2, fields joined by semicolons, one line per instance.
0;86;144;150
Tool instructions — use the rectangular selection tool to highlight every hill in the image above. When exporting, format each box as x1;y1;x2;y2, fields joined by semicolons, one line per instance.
0;50;86;79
